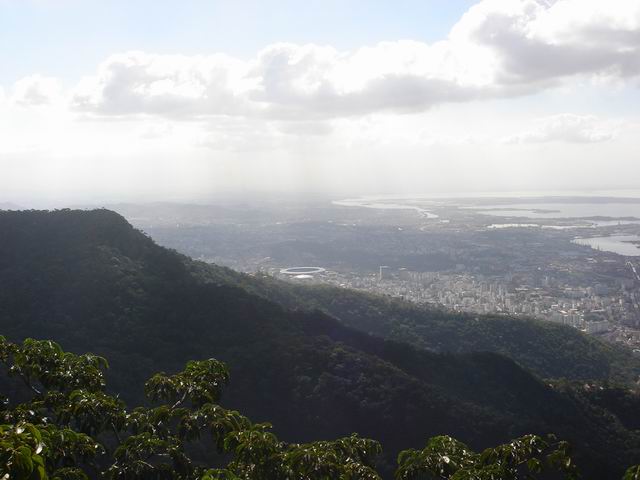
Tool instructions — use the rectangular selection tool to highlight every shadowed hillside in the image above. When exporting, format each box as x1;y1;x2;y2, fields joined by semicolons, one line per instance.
0;209;638;478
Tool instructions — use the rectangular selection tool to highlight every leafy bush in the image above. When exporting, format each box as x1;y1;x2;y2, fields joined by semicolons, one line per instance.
3;336;639;480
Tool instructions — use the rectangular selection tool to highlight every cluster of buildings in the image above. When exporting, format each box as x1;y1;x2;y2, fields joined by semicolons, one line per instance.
277;265;640;349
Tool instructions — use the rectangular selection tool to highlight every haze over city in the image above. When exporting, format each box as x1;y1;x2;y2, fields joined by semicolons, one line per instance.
2;0;640;206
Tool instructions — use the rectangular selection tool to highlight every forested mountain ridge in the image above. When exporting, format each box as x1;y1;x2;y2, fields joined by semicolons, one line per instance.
150;225;640;384
0;209;638;478
234;277;640;383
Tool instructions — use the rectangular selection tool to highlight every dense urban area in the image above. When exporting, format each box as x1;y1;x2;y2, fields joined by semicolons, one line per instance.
116;196;640;352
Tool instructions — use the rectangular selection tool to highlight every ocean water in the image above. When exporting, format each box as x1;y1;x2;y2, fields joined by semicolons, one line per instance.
467;203;640;219
573;235;640;256
333;199;439;218
334;193;640;222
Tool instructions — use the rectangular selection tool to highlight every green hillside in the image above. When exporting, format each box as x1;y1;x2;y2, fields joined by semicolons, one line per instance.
237;280;640;383
0;209;638;478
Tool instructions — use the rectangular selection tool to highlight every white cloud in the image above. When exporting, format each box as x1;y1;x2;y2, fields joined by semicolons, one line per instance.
454;0;640;88
71;51;257;117
503;114;618;144
11;75;62;106
58;0;640;122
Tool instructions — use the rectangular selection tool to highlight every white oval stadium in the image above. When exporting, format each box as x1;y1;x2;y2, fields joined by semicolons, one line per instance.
279;267;326;275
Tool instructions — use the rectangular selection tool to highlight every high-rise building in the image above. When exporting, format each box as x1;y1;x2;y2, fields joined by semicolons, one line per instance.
379;265;389;281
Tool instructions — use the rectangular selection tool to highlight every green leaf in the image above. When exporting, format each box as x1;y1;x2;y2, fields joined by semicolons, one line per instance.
623;465;640;480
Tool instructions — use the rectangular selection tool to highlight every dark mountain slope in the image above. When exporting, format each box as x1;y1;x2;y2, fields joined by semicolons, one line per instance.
0;209;638;478
197;267;640;383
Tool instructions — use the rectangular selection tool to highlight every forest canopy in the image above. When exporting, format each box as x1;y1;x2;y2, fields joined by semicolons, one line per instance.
4;336;632;480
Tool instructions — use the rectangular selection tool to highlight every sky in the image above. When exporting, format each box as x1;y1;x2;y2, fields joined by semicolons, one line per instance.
1;0;639;206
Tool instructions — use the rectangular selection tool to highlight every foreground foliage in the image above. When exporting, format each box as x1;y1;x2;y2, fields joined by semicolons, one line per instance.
2;336;638;480
0;336;381;479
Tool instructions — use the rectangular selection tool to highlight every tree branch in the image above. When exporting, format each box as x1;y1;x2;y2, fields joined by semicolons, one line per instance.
1;360;42;396
171;390;189;410
111;422;123;444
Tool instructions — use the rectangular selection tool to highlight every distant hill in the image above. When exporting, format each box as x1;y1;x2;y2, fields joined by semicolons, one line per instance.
0;209;638;478
234;278;640;383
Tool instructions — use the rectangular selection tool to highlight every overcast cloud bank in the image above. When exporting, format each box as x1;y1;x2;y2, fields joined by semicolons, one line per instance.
4;0;640;122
